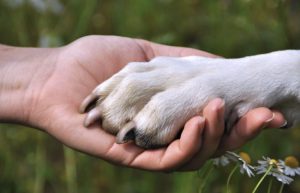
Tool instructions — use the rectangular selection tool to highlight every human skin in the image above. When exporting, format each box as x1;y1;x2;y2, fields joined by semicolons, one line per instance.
0;35;286;171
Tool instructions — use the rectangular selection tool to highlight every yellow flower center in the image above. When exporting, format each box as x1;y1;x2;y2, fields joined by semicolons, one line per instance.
239;152;251;164
269;159;278;166
285;156;299;168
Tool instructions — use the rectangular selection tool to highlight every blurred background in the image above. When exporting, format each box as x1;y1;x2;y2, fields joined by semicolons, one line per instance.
0;0;300;192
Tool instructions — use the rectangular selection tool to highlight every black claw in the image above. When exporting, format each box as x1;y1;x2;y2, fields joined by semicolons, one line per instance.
116;122;136;144
79;94;98;113
279;121;292;130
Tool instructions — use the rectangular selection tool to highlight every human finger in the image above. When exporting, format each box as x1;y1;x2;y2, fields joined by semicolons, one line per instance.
216;108;285;154
178;98;225;171
134;39;220;60
129;116;205;171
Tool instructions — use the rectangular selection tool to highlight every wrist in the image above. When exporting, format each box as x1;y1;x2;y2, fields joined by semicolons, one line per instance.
0;44;59;125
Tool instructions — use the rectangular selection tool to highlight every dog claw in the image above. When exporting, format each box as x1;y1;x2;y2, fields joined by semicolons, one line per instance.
79;94;98;113
84;108;102;127
116;122;136;144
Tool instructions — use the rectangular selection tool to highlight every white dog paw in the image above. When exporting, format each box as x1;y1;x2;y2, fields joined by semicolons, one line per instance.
81;50;300;148
80;56;216;148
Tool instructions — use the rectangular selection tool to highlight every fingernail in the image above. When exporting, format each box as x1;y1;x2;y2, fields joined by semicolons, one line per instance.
217;99;225;119
213;99;225;130
262;113;275;129
198;116;205;123
216;98;225;110
210;98;225;113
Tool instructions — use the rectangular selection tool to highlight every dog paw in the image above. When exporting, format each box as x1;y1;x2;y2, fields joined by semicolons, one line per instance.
80;56;217;148
80;50;300;148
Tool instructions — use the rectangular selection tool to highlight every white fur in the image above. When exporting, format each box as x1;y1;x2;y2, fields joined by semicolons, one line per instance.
80;50;300;148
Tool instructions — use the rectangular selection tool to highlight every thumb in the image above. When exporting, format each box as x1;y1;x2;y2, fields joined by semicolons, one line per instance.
135;39;221;59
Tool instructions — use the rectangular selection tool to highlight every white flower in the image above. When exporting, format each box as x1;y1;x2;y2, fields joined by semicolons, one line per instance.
214;151;255;177
279;156;300;177
225;151;255;177
213;155;230;167
256;157;294;185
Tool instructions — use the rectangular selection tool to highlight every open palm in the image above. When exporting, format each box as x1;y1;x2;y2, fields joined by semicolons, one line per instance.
26;35;284;171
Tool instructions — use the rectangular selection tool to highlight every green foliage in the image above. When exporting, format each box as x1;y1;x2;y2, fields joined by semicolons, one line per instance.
0;0;300;192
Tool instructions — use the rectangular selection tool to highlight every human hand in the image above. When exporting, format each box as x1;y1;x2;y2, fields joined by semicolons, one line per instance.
0;35;286;171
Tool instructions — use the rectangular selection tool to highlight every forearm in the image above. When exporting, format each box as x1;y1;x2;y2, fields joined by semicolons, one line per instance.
0;44;57;124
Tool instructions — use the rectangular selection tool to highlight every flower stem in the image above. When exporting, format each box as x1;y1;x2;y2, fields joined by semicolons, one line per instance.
198;162;214;193
278;183;284;193
252;165;273;193
226;165;239;193
267;178;273;193
197;160;213;178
